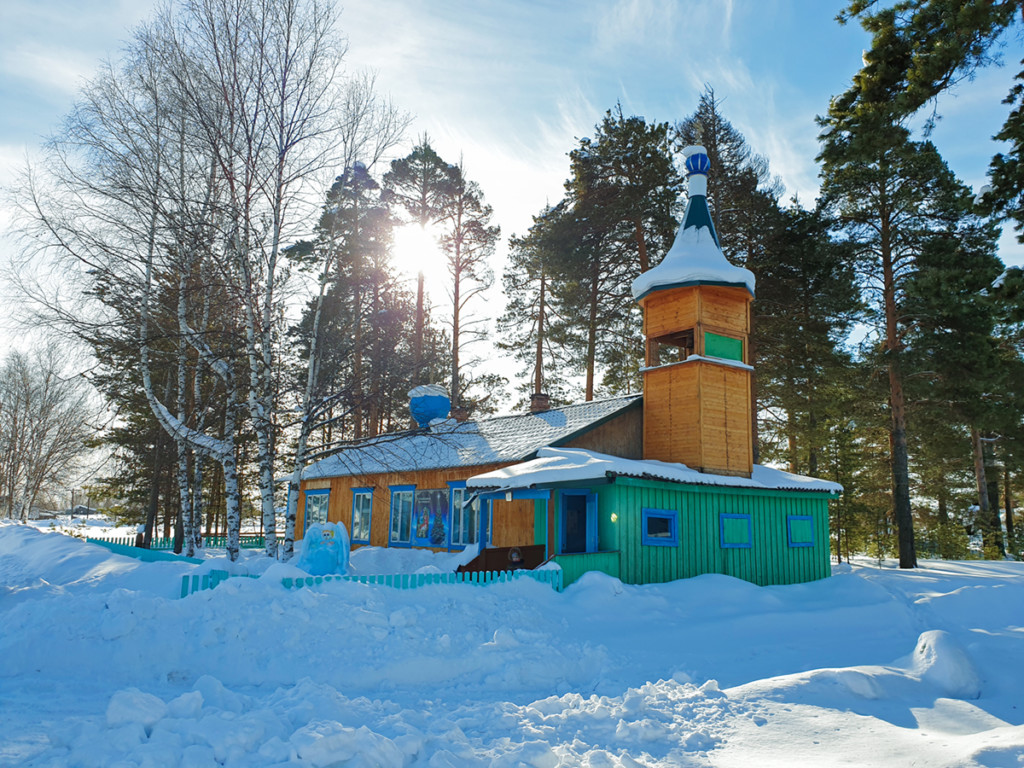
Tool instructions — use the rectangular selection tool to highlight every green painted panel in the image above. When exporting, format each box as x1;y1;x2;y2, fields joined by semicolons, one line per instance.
789;516;814;545
721;514;751;546
598;489;619;552
704;331;743;361
553;551;620;587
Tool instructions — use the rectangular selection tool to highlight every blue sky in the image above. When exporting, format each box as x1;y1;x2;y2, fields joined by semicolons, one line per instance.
2;0;1022;344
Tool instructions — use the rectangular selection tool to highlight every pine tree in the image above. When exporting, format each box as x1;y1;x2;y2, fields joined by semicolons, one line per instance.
547;106;681;400
438;162;501;412
839;1;1024;237
819;91;981;568
755;202;861;477
382;137;457;386
497;207;573;408
903;205;1024;557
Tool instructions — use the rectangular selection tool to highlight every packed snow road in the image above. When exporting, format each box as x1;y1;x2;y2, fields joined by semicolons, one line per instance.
0;523;1021;766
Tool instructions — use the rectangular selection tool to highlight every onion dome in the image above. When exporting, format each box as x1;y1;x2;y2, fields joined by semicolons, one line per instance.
631;146;755;300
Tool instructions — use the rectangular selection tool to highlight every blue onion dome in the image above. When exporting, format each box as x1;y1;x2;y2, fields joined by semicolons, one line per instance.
408;385;451;427
684;150;710;177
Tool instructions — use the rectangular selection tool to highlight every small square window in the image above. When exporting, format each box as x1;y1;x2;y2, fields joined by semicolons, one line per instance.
787;515;815;547
642;508;678;547
720;513;752;549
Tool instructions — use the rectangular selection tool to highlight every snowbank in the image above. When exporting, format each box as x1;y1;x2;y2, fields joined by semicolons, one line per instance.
1;523;1023;766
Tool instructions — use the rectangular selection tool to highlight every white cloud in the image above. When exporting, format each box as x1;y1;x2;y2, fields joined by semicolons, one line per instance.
0;46;93;96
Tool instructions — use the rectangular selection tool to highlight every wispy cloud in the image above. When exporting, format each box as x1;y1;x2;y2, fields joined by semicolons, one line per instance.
0;46;94;96
591;0;682;57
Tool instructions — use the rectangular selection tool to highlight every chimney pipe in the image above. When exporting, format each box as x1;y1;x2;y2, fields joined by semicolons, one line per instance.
530;392;550;413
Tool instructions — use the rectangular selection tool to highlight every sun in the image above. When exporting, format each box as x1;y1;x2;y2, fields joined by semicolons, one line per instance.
390;223;444;280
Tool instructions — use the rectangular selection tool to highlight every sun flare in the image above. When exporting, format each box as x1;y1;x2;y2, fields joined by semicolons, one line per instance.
391;223;444;280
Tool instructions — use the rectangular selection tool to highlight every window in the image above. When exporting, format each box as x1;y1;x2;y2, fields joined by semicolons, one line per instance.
720;513;752;549
649;328;695;365
787;515;815;547
389;486;414;545
704;331;744;362
303;489;329;532
449;482;478;548
641;508;678;547
560;490;598;554
351;488;372;543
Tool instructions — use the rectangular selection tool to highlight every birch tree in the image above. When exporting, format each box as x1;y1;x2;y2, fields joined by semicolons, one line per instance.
13;0;353;561
0;345;94;520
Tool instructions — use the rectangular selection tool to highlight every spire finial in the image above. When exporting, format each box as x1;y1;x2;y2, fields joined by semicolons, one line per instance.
682;145;710;196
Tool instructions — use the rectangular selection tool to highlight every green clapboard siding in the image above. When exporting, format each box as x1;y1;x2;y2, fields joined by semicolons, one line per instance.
600;478;832;587
553;551;620;587
704;331;744;361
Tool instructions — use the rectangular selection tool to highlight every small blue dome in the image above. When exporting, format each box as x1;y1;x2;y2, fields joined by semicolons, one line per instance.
408;385;450;427
684;152;710;176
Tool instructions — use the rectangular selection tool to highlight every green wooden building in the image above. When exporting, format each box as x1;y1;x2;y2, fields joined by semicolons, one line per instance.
467;447;838;587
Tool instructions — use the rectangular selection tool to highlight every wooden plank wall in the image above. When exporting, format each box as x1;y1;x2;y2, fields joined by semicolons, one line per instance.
299;465;535;551
561;406;643;459
643;362;700;467
606;480;831;586
698;286;750;337
698;363;752;476
643;286;699;338
491;499;536;548
643;359;751;476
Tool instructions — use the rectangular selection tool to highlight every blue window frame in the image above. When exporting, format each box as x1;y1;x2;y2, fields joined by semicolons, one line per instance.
787;515;815;547
351;487;373;543
641;508;678;547
303;489;330;533
720;513;752;549
448;481;478;548
389;485;415;546
559;490;598;554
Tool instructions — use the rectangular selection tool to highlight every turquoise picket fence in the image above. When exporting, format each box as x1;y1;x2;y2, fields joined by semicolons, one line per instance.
179;569;257;597
87;538;204;564
179;567;563;598
281;568;564;592
89;534;275;551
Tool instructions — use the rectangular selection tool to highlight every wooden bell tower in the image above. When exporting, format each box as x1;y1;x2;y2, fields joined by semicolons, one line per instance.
632;146;755;478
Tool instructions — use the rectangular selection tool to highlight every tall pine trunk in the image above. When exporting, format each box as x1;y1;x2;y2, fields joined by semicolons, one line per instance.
881;212;916;568
585;266;600;402
1005;468;1016;555
534;271;546;394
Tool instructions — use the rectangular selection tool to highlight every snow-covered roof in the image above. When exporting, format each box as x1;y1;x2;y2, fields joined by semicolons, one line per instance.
631;146;755;300
302;395;642;479
467;447;843;495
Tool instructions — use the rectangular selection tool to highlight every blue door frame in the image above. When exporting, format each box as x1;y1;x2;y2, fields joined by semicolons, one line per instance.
558;489;597;554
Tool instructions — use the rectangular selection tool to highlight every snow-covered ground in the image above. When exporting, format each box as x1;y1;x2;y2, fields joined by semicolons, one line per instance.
1;521;1022;767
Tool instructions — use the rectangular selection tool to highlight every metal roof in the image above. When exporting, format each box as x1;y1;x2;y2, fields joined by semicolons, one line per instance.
467;448;843;495
302;394;641;480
